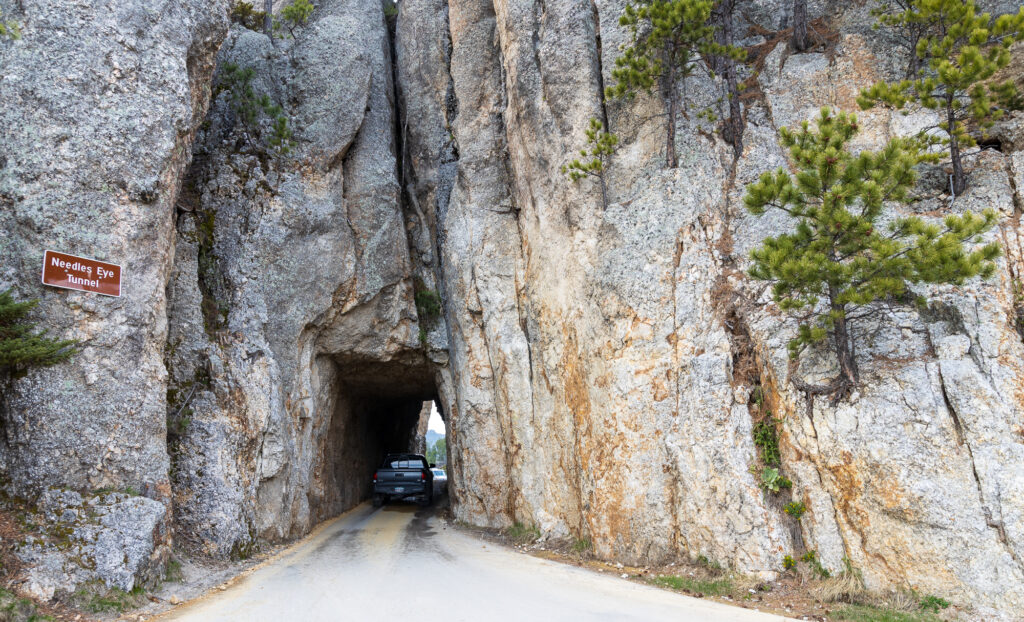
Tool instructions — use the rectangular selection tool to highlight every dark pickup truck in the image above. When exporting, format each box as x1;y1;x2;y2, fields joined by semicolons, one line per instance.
373;453;434;507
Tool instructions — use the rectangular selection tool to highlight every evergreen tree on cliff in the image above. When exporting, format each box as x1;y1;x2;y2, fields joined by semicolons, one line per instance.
605;0;744;168
859;0;1024;196
0;289;77;383
744;109;998;410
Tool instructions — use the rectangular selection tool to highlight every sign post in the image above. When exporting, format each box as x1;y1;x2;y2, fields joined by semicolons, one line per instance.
41;250;122;297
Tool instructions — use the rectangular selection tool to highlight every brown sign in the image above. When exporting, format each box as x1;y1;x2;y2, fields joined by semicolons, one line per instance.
41;250;122;297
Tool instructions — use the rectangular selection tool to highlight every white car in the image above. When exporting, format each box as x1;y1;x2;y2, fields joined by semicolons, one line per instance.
431;468;447;494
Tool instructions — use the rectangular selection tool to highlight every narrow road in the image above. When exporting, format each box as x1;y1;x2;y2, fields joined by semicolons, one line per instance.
160;498;793;621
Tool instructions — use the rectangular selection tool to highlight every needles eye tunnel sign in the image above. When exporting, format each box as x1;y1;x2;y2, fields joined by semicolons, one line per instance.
41;250;122;297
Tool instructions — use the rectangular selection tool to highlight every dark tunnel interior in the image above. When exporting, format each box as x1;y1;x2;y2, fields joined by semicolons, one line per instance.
310;355;439;521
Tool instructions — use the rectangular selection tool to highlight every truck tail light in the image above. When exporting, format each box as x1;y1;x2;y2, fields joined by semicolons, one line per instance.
373;473;377;482
421;472;426;480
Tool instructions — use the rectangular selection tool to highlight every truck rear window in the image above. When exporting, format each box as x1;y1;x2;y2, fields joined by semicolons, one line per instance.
386;458;425;469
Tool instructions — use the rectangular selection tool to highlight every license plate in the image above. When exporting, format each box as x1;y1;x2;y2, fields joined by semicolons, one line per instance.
394;487;404;492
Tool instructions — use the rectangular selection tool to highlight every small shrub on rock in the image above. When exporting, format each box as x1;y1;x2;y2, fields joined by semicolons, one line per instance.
275;0;314;38
563;118;617;207
216;63;294;157
757;467;792;493
784;500;806;520
229;1;266;30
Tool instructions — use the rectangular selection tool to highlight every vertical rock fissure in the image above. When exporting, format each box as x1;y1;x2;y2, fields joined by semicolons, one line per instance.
938;368;1024;569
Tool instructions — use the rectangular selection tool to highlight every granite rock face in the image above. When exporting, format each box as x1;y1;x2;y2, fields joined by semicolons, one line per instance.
164;0;434;557
18;489;169;600
0;0;227;599
2;0;1024;617
0;0;227;498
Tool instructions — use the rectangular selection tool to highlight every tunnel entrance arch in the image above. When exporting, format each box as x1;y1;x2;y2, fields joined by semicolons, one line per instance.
308;353;445;521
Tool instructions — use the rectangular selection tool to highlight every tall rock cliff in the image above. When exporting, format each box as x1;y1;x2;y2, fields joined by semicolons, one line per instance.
0;0;228;597
1;0;1023;617
396;0;1024;615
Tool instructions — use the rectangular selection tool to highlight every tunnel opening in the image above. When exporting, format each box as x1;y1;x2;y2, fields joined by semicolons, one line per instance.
308;354;441;522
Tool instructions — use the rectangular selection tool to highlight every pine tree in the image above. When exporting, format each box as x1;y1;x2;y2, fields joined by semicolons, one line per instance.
563;118;618;207
744;109;999;410
858;1;1024;196
0;289;77;380
605;0;744;168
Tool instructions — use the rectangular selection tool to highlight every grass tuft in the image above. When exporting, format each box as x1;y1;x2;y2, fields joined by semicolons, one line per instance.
570;537;591;554
831;604;942;622
69;582;147;614
649;574;734;597
506;522;541;544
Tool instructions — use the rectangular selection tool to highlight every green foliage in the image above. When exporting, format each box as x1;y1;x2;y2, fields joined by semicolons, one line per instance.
570;537;592;554
745;109;999;397
164;558;184;583
783;555;797;570
606;0;743;100
72;583;146;614
167;408;192;438
918;595;950;612
506;522;541;543
649;574;734;596
757;467;792;493
217;63;294;156
414;281;442;348
426;437;446;466
563;118;618;182
860;0;1024;195
696;554;722;571
832;604;941;622
230;1;266;30
0;9;20;41
383;2;398;19
784;500;807;519
801;550;832;578
274;0;314;38
0;289;77;379
752;418;781;466
0;586;53;621
604;0;745;166
414;288;442;321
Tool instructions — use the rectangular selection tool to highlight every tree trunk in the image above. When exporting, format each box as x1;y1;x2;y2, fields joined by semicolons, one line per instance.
828;286;858;394
264;0;273;36
709;1;730;76
712;0;743;158
792;0;810;52
664;47;678;169
905;44;923;78
948;101;967;196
